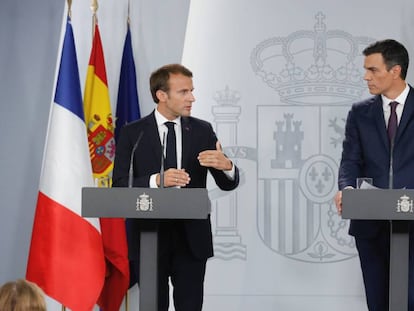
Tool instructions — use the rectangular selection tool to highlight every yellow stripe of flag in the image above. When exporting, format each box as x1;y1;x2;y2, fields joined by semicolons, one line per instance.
84;23;115;179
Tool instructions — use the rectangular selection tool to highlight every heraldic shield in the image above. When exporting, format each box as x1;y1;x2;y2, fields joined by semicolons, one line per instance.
256;105;357;263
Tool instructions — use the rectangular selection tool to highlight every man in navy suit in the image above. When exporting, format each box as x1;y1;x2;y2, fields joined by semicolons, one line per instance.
112;64;239;311
335;39;414;311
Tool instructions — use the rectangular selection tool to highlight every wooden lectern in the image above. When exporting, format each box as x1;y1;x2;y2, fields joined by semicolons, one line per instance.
342;189;414;311
82;187;210;311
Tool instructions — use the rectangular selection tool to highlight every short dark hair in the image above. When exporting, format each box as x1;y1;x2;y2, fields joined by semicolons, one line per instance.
363;39;409;79
149;64;193;103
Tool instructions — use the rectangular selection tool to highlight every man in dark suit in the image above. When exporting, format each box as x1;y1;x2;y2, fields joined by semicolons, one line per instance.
112;63;239;311
335;39;414;311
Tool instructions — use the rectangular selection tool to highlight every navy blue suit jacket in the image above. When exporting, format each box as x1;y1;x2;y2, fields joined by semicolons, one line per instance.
338;86;414;238
112;111;239;260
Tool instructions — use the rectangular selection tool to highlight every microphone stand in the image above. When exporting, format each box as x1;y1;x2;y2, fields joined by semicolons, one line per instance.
128;131;144;188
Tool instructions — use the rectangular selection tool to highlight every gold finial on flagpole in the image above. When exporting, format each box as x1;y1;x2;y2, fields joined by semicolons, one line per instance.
67;0;72;18
90;0;98;14
91;0;98;36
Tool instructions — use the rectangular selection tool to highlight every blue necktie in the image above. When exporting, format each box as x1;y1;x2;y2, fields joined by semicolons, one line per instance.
388;101;399;143
165;121;177;169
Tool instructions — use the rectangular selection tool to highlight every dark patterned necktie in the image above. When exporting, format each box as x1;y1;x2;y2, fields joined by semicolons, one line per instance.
387;101;399;143
165;121;177;169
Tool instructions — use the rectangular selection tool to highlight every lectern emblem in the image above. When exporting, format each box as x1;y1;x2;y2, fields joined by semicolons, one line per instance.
397;195;413;213
136;193;153;211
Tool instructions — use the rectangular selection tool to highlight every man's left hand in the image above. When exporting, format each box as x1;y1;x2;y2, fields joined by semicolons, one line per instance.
198;141;233;171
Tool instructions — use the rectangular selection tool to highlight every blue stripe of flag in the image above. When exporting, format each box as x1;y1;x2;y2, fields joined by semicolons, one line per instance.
54;17;84;121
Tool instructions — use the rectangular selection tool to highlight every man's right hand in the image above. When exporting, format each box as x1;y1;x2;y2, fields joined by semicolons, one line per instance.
334;191;343;215
157;168;190;188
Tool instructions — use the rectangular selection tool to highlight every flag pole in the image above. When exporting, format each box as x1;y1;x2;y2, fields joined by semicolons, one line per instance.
89;4;98;311
125;4;131;311
127;0;131;25
90;0;98;36
125;289;129;311
61;2;72;311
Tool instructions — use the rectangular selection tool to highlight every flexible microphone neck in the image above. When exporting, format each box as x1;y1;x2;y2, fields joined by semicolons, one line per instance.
128;131;144;188
389;138;394;189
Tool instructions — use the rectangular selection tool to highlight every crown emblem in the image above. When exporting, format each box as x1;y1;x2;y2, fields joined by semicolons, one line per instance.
251;12;375;105
213;85;241;105
397;195;413;213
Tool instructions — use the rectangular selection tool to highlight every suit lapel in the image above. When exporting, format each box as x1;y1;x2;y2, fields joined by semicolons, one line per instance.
372;96;389;150
146;111;163;165
395;87;414;146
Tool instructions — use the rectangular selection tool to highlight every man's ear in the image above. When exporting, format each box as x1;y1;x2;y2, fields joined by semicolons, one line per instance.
391;64;402;79
156;90;167;102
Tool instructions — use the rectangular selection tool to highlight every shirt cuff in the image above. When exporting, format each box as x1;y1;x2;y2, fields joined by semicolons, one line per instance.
223;162;236;180
149;174;158;188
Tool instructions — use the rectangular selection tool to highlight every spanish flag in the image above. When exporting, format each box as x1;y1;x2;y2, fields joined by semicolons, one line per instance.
84;22;129;311
84;24;115;179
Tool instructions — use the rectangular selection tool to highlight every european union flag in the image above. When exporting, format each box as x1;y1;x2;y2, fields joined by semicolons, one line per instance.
115;25;141;142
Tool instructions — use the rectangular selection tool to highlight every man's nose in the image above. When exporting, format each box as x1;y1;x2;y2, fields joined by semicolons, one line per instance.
189;92;195;101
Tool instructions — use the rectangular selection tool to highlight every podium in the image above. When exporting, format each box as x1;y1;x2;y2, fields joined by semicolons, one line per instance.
82;187;210;311
342;189;414;311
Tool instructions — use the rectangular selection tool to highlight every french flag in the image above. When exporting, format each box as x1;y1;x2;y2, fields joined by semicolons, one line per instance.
26;16;105;311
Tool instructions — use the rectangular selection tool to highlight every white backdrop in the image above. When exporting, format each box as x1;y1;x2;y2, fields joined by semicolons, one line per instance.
181;0;414;310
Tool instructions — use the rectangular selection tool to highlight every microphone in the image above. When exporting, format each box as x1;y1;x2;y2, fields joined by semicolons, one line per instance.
128;131;144;188
159;131;166;189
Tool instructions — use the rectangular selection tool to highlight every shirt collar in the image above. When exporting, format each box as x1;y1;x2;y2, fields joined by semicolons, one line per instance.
154;109;181;127
382;83;409;110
